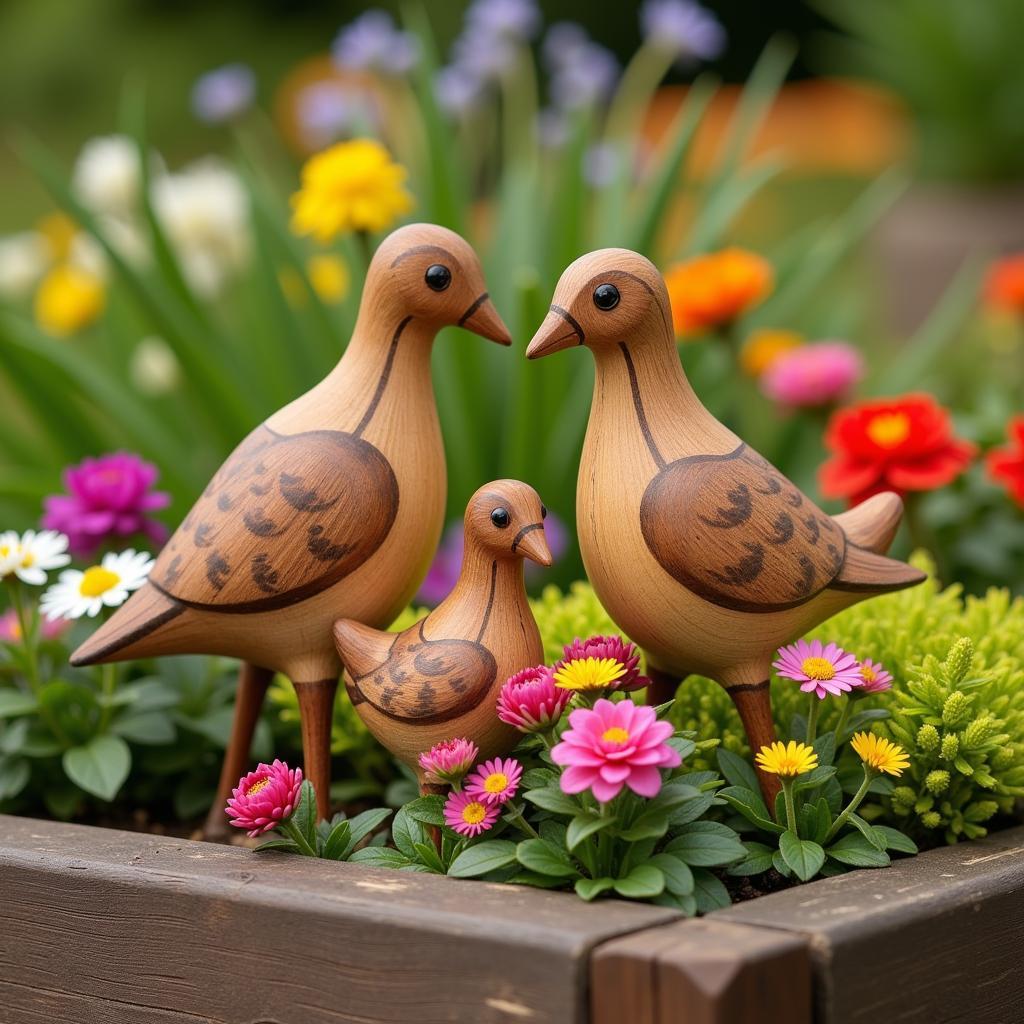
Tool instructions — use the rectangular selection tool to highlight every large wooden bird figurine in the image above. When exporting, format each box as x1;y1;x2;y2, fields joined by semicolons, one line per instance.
333;479;550;787
526;248;925;803
71;224;512;828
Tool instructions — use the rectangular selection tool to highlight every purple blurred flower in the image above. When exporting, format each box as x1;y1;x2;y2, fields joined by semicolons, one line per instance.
583;143;621;188
331;10;419;76
435;64;486;117
640;0;726;63
296;82;379;150
452;28;519;83
466;0;541;41
537;108;570;149
42;452;171;558
191;64;256;124
760;341;864;409
544;22;619;110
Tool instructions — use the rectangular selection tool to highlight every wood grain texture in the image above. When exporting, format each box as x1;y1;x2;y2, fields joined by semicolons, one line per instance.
0;815;677;1024
718;824;1024;1024
591;919;811;1024
335;480;551;776
527;248;926;805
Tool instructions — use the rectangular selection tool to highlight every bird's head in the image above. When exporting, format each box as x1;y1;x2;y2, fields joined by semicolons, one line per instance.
526;248;670;360
370;224;511;345
464;480;552;566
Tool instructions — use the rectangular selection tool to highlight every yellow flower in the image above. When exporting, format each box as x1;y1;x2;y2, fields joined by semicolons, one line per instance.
851;732;910;777
740;328;804;377
290;139;414;243
307;253;350;303
553;656;626;691
34;265;105;336
755;740;818;778
36;212;78;262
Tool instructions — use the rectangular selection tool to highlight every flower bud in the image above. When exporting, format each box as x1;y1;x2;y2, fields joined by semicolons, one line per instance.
891;785;917;808
917;723;940;752
940;733;960;760
963;715;998;748
925;769;950;794
945;637;974;685
942;692;972;729
920;810;942;829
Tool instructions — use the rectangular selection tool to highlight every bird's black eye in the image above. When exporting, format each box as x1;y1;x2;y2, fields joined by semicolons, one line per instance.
425;264;452;291
490;507;510;528
593;283;620;310
541;505;548;519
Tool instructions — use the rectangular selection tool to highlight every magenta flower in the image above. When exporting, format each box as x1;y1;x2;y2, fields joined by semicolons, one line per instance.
418;737;479;785
760;341;864;409
465;756;522;805
773;638;863;699
42;452;170;558
496;665;571;732
0;607;70;644
444;790;500;837
558;634;649;692
855;658;894;694
551;699;681;803
225;759;303;838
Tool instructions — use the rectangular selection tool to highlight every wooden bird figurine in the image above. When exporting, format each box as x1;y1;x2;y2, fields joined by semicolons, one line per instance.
71;224;512;828
333;480;550;787
526;248;925;804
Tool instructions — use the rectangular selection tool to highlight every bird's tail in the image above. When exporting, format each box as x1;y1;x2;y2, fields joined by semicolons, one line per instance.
332;618;393;679
71;582;186;667
831;491;903;554
832;545;926;595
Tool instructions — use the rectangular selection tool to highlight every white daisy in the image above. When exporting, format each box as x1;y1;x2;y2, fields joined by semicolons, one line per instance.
41;548;153;620
0;530;71;586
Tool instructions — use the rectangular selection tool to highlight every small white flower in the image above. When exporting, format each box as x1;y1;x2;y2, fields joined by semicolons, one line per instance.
0;530;71;586
130;336;182;395
0;232;50;299
72;135;144;218
41;549;154;620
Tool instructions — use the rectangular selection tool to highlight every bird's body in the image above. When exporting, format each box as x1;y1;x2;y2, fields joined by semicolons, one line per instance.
333;480;551;779
71;224;512;823
528;249;925;802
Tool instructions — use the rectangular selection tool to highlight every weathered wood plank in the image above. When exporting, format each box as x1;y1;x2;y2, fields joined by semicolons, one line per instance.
590;919;811;1024
717;824;1024;1024
0;815;678;1024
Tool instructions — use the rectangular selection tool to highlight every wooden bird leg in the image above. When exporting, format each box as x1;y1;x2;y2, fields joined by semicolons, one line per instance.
645;664;680;707
203;662;274;841
726;680;782;812
294;677;339;822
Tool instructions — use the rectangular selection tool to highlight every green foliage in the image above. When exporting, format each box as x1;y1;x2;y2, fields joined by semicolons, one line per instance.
528;582;621;665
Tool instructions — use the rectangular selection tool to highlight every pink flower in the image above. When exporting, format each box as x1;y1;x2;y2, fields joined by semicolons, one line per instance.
854;658;894;694
557;634;649;692
496;666;571;732
42;452;171;558
760;341;863;409
773;638;863;699
551;698;681;803
465;757;522;805
0;607;70;643
418;737;479;785
225;759;303;838
444;790;499;837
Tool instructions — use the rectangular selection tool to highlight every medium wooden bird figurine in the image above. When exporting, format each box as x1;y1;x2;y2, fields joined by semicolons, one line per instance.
333;479;550;787
526;248;925;804
71;224;512;828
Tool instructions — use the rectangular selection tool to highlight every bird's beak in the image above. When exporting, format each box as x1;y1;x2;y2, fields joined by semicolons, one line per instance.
460;293;512;346
514;524;552;566
526;305;584;359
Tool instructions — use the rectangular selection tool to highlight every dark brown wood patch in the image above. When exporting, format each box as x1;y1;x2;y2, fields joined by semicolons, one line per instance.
152;424;399;613
640;444;846;613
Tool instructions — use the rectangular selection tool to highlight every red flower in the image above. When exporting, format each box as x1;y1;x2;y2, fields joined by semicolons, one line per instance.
983;254;1024;314
819;393;976;505
987;416;1024;507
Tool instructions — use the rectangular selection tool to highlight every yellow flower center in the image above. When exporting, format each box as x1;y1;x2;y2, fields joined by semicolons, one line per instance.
483;772;508;794
462;801;487;825
553;657;627;691
246;777;272;796
0;544;12;558
21;552;35;567
602;727;631;744
867;412;911;448
801;656;835;681
861;665;876;684
79;566;121;598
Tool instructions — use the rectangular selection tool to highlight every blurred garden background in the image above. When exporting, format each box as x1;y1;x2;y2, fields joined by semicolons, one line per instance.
1;0;1023;829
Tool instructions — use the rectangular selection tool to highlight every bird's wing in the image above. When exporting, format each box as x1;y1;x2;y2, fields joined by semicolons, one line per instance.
640;444;846;613
347;623;497;725
151;424;398;612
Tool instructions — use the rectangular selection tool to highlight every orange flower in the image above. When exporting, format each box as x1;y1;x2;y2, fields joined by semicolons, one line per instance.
664;248;773;337
740;328;804;377
983;254;1024;314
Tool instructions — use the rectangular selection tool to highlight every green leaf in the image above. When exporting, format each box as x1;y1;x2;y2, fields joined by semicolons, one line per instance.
575;876;616;901
668;791;716;826
692;868;732;912
779;830;825;882
391;807;427;860
812;731;836;767
718;786;785;834
321;820;352;861
717;748;761;792
521;767;558;789
111;711;176;745
792;765;837;793
0;756;30;800
727;841;775;877
616;809;670;842
523;785;581;817
345;807;393;851
872;826;919;855
350;846;411;869
412;841;447;874
649;853;695;896
448;840;518;878
403;795;446;827
39;680;102;746
254;838;302;854
516;838;579;879
772;848;792;878
848;813;887;851
291;780;318;849
566;814;612;851
613;864;665;900
507;871;567;889
827;832;891;868
0;691;38;718
665;821;746;866
809;797;833;844
62;734;131;800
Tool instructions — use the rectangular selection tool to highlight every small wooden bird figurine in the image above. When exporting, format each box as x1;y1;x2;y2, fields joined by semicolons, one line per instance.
526;248;925;804
71;224;512;827
333;480;550;786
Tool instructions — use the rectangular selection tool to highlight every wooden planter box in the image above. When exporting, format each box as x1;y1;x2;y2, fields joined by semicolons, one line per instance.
1;814;1022;1023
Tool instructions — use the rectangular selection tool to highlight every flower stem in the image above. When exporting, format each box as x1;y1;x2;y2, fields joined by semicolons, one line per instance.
505;803;540;840
781;778;798;833
8;581;42;694
98;662;117;730
805;696;821;744
824;768;875;844
833;696;855;742
279;818;318;857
